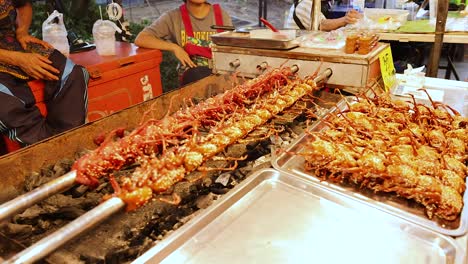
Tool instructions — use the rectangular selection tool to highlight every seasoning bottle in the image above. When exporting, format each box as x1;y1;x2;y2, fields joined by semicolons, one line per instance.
345;34;358;54
357;35;373;55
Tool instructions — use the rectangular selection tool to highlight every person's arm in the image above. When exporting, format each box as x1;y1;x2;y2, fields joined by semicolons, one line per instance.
0;1;58;80
135;31;196;68
14;1;53;50
15;1;33;38
0;48;59;80
320;9;362;31
320;17;347;31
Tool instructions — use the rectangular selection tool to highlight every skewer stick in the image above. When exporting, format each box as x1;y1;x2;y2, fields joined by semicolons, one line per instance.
314;68;332;83
5;197;125;264
0;171;77;223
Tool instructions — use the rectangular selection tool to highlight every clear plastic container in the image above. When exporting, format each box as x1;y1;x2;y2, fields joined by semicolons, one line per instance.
42;10;70;57
92;20;122;56
363;8;409;24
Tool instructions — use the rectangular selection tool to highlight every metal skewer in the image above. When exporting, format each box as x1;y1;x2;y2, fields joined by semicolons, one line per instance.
5;197;125;264
0;171;77;223
314;68;332;83
1;68;333;263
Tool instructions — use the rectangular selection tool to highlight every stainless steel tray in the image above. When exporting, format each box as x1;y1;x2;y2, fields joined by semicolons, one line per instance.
272;97;468;237
211;31;299;50
134;168;463;264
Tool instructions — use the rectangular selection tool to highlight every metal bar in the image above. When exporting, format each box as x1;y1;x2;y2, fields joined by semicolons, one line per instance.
426;0;449;77
0;171;76;223
258;0;263;27
314;68;333;83
5;197;126;264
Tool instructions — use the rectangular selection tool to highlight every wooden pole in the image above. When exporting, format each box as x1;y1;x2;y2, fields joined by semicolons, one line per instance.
426;0;449;77
311;0;321;30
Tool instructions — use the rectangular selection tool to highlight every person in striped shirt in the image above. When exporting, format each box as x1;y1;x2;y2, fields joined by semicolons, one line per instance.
284;0;362;31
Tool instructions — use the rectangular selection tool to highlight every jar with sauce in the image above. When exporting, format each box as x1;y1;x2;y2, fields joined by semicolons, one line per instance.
357;35;373;55
345;34;358;54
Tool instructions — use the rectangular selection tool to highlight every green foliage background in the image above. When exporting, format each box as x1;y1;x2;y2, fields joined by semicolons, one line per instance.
31;1;179;92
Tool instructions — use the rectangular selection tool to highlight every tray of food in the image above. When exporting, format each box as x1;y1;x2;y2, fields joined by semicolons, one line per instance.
134;168;463;263
210;30;299;50
272;93;468;236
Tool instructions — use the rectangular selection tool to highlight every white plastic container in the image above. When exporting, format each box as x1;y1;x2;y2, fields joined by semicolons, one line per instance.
364;8;410;24
92;20;122;56
42;10;70;57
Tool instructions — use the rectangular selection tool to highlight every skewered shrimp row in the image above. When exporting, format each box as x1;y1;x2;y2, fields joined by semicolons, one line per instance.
302;92;467;221
114;81;317;210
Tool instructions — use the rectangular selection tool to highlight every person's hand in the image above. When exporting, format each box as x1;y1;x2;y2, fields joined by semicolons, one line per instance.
173;46;196;68
16;52;59;81
16;32;54;51
344;9;362;25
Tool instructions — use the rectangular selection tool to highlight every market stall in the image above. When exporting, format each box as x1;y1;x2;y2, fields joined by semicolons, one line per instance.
0;58;466;263
0;4;467;263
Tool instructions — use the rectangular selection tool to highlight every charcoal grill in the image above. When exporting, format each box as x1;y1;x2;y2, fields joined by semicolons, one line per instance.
0;69;334;263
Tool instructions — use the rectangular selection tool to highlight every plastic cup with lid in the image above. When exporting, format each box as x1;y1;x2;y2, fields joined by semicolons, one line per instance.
92;20;122;56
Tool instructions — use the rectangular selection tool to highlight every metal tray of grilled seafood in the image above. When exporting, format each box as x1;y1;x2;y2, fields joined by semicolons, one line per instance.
272;96;468;237
134;168;463;264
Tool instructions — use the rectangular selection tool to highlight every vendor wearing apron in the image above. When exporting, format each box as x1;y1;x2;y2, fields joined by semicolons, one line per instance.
134;0;233;87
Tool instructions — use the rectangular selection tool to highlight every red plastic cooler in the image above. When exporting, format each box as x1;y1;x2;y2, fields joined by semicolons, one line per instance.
70;42;163;122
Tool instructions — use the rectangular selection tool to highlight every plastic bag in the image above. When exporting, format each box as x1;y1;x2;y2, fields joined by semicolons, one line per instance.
42;10;69;56
299;29;346;49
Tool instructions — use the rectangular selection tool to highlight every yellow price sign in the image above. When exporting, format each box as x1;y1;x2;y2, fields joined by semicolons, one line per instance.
379;46;396;92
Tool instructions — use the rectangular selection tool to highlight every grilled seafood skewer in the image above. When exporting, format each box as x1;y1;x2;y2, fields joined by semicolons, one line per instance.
301;91;467;221
116;80;318;210
74;67;297;187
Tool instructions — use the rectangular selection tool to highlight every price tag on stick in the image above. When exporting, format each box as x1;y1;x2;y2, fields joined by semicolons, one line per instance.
379;46;396;92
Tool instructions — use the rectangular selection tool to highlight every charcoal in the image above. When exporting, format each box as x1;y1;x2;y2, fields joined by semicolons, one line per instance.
42;194;100;213
201;176;212;187
3;223;33;236
79;254;105;264
40;164;55;178
37;219;51;230
238;165;253;177
229;178;239;187
70;185;89;198
245;141;260;150
210;186;229;195
23;172;48;192
195;193;217;209
233;168;246;178
173;181;193;199
13;205;45;223
53;159;73;177
225;143;247;158
215;172;231;186
95;182;109;192
49;207;87;219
